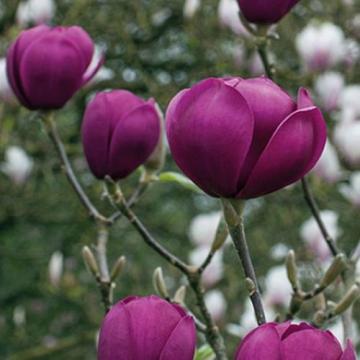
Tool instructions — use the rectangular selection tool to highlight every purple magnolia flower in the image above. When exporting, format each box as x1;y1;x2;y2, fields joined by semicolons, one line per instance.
98;295;196;360
82;90;161;180
6;25;102;110
237;0;300;24
166;77;326;199
235;322;356;359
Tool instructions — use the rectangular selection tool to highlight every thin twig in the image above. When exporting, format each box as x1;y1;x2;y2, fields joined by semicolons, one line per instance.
188;274;228;360
198;251;215;275
301;177;339;256
109;181;150;222
96;225;112;313
41;113;109;225
116;195;228;359
119;201;189;274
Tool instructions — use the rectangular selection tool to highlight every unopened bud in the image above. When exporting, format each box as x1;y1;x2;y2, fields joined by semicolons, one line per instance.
245;277;256;296
110;256;126;282
173;285;187;305
211;217;228;252
333;285;360;315
286;250;299;290
82;246;99;278
314;293;327;311
319;254;347;289
152;267;169;298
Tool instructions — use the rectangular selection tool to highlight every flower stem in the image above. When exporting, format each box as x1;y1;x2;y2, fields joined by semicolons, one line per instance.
96;225;112;312
222;199;266;325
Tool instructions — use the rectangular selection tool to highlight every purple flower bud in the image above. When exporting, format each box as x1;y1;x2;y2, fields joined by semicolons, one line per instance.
6;25;102;110
98;295;196;360
166;77;326;199
82;90;161;180
235;322;356;359
237;0;300;24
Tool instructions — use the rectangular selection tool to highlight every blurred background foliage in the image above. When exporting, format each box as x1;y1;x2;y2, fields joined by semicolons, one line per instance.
0;0;360;358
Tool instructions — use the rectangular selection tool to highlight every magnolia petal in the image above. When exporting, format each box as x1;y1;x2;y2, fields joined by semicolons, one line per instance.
159;316;196;360
280;328;343;360
19;33;83;109
166;78;254;197
238;0;300;24
81;93;112;179
235;323;282;360
340;340;357;360
109;103;160;179
98;301;134;360
6;25;50;108
229;76;296;188
239;106;326;198
126;296;189;360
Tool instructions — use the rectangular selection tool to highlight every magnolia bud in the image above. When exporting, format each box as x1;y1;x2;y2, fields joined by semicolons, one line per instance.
286;250;299;290
314;293;327;311
110;256;126;282
319;253;346;289
173;285;187;305
211;216;229;252
152;267;169;298
245;277;256;296
333;285;360;315
82;246;99;278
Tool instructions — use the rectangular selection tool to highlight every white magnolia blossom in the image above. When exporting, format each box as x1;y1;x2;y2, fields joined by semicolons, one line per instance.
339;85;360;120
300;210;340;263
204;289;227;322
270;243;290;261
16;0;56;28
339;172;360;207
189;211;222;247
218;0;248;36
314;72;344;112
334;121;360;166
189;246;224;288
0;58;16;104
1;146;33;185
312;139;343;183
343;39;360;68
183;0;201;19
263;266;292;308
13;305;26;327
48;251;64;287
296;22;346;72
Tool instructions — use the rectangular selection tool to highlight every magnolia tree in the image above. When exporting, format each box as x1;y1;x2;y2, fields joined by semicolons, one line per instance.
1;0;360;359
